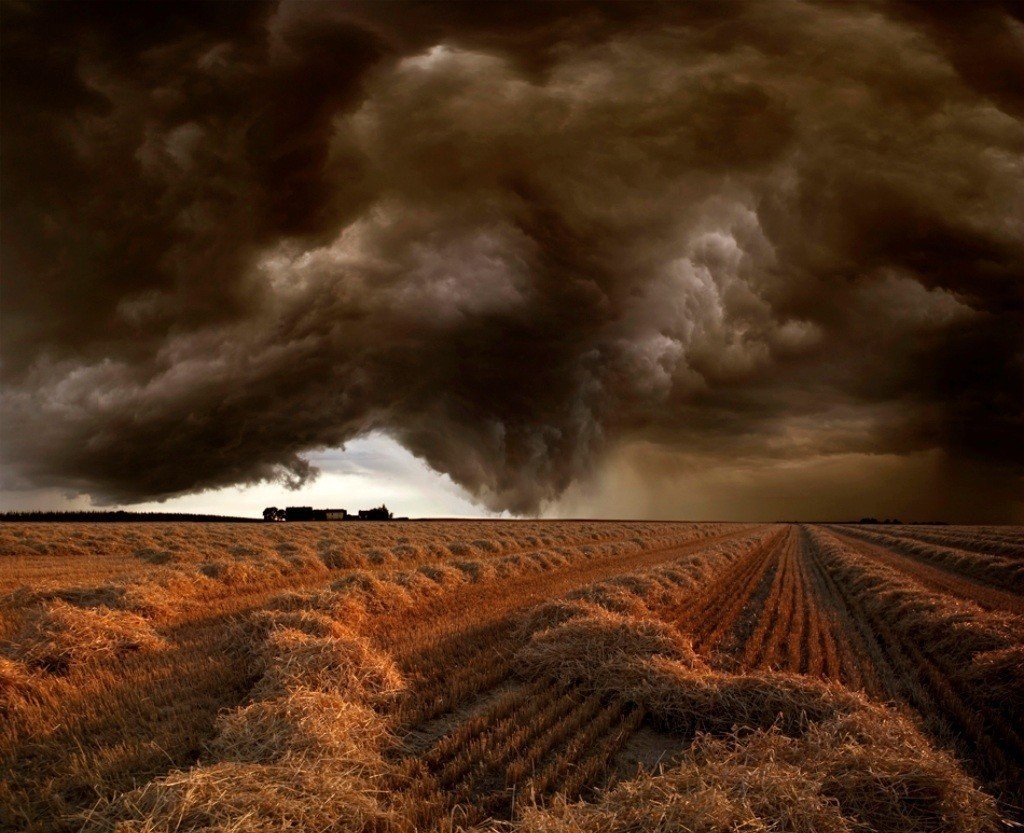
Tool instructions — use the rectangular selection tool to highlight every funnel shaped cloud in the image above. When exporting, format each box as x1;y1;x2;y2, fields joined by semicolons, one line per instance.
2;2;1022;518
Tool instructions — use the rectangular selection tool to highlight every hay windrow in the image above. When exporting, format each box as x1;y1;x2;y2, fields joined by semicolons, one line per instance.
958;644;1024;713
517;607;706;688
511;600;999;833
252;624;405;704
504;718;997;833
510;754;853;833
0;655;35;706
330;572;415;612
209;689;388;765
638;657;875;737
81;759;389;833
80;571;406;831
249;608;353;640
263;588;368;627
809;528;1024;666
516;606;865;736
563;585;653;618
519;599;611;634
5;600;166;672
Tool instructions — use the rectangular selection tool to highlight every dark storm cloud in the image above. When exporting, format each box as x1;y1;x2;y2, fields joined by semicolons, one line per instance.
2;0;1022;516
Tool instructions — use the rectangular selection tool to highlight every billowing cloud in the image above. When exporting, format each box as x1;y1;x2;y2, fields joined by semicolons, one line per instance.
2;1;1022;518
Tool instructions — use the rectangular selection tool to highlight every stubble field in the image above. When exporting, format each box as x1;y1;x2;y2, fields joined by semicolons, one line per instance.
1;520;1022;832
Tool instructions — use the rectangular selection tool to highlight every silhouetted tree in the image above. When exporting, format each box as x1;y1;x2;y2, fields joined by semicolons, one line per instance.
357;504;393;520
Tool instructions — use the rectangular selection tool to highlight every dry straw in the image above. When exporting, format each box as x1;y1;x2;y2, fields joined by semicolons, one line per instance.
14;520;1005;833
81;759;389;833
80;578;404;832
210;689;388;766
252;624;404;704
0;655;34;705
509;591;999;833
959;644;1024;714
517;606;705;689
7;600;165;672
507;715;997;833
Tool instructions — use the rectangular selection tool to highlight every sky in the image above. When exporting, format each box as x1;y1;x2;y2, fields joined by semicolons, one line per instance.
2;1;1022;522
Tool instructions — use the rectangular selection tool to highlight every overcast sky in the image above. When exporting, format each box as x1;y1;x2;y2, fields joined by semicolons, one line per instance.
2;1;1022;521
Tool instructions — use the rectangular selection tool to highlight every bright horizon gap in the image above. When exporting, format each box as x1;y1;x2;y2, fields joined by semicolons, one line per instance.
2;434;1017;525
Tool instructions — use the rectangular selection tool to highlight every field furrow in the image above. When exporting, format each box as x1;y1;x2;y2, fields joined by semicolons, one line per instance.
799;527;883;693
712;526;882;695
668;528;784;654
806;526;1024;814
868;525;1023;559
827;528;1024;614
834;524;1023;595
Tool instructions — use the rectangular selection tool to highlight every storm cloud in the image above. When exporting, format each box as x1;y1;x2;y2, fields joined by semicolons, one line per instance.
2;1;1022;519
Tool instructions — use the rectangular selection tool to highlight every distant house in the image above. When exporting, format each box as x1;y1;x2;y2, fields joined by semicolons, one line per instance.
325;509;348;521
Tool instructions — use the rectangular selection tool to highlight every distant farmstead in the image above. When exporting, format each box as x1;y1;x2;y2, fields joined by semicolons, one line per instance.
262;504;394;521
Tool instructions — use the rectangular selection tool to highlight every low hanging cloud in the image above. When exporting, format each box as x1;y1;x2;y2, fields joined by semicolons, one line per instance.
2;1;1022;518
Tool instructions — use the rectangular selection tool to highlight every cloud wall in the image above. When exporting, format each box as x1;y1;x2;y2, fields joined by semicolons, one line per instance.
3;1;1022;518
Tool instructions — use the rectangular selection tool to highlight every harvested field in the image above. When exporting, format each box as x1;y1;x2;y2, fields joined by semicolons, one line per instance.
825;528;1024;615
1;520;1021;831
